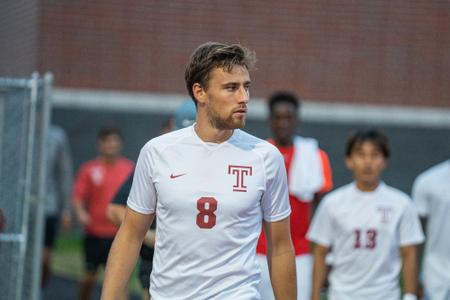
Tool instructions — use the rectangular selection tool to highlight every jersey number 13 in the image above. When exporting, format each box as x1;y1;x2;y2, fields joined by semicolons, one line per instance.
354;229;377;249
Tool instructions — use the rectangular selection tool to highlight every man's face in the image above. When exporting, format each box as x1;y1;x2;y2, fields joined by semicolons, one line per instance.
346;141;387;187
269;102;297;145
98;134;122;158
202;65;251;130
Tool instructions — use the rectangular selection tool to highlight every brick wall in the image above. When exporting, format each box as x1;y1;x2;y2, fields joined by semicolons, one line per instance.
38;1;450;107
0;0;39;77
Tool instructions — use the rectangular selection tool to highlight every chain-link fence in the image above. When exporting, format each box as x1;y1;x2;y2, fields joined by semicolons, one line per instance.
0;73;52;300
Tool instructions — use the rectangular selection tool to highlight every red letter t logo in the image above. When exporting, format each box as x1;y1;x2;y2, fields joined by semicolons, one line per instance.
228;165;252;192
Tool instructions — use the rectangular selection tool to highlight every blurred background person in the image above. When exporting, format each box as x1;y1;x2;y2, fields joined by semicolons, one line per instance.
72;126;134;300
159;117;175;134
307;129;424;300
256;91;333;300
173;100;197;130
107;100;196;300
412;159;450;300
42;124;73;289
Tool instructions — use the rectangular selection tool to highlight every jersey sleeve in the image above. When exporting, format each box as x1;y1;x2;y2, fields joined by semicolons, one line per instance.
72;164;90;203
127;144;157;214
411;175;430;217
260;147;291;222
306;197;334;247
399;200;425;246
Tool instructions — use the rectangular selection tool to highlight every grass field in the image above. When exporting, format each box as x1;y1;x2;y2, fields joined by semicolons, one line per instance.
52;232;142;294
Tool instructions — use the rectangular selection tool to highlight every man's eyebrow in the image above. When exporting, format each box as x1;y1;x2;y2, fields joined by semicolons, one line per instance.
221;80;252;86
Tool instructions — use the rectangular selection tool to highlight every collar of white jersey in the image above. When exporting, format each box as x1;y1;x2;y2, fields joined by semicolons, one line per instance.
351;181;386;196
190;123;241;151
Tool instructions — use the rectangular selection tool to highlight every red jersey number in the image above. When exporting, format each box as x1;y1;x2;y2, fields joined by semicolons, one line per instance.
196;197;217;229
354;229;377;249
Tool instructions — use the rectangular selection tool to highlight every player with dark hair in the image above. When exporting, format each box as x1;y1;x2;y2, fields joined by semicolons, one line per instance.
257;91;333;300
101;42;296;300
73;126;134;300
307;129;424;300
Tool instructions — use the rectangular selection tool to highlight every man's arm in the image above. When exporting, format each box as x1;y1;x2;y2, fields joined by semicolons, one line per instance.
72;198;90;226
107;204;126;227
416;217;427;298
101;207;154;300
107;203;156;247
311;242;330;300
401;244;419;296
264;217;296;300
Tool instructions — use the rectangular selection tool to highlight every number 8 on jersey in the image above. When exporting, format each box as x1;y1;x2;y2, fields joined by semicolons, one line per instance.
196;197;218;229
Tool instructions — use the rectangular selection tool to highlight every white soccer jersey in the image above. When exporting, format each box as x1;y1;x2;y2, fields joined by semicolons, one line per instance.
412;160;450;289
127;125;291;300
307;182;424;300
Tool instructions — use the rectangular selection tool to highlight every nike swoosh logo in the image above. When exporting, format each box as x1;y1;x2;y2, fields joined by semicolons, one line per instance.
170;173;186;179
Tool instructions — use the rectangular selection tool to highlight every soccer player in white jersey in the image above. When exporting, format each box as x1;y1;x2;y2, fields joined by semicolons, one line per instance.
307;130;424;300
412;160;450;300
100;42;297;300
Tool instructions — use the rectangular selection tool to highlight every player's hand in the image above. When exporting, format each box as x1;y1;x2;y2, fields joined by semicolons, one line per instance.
76;210;91;226
144;230;156;247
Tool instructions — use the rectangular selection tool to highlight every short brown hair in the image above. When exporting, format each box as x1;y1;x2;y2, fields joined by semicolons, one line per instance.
185;42;256;103
346;129;390;158
97;126;122;140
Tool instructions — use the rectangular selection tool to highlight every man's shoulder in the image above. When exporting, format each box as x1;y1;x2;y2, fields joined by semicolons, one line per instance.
48;125;68;142
142;126;192;152
322;184;351;203
76;159;102;177
416;161;449;184
117;157;135;168
49;124;65;135
380;183;411;204
233;130;279;156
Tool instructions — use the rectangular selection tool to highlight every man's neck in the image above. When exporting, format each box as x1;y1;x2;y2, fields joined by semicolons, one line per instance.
99;155;118;164
273;137;294;148
355;180;380;192
194;120;234;144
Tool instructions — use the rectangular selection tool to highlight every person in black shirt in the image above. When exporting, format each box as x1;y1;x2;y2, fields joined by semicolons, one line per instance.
108;172;155;300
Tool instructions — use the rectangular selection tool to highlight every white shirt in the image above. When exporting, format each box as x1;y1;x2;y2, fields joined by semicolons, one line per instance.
412;160;450;287
307;182;424;300
128;125;290;300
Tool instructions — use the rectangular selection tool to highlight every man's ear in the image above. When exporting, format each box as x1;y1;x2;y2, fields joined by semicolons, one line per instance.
345;156;353;171
192;83;206;105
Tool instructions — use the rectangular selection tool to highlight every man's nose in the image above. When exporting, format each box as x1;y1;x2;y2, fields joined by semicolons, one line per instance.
362;156;374;166
238;86;249;103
